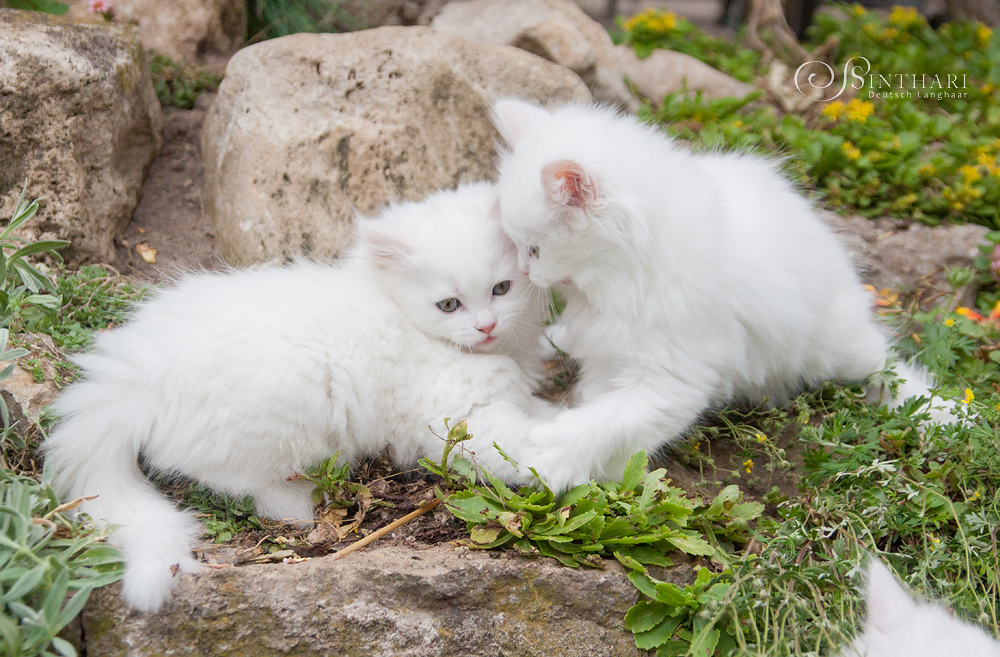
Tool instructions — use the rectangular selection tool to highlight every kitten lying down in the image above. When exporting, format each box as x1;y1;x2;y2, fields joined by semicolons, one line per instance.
492;99;959;493
42;182;554;612
843;560;1000;657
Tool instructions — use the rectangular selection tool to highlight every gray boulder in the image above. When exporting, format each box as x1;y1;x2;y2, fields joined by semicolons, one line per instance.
826;213;989;304
616;45;757;105
65;0;245;68
202;26;590;266
83;544;654;656
0;9;162;264
432;0;637;109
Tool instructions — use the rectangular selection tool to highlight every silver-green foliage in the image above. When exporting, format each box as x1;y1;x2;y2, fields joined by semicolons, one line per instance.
0;470;124;657
0;182;69;331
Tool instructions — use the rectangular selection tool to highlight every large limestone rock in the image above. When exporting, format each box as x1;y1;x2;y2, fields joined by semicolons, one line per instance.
431;0;636;109
67;0;245;67
826;213;989;304
202;26;590;266
0;10;162;264
83;544;653;656
616;44;757;104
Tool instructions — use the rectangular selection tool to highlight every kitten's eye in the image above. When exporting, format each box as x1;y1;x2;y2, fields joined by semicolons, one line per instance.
436;297;461;313
492;280;511;296
528;246;540;259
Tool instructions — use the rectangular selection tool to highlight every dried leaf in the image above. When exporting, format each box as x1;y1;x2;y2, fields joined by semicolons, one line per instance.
136;242;157;264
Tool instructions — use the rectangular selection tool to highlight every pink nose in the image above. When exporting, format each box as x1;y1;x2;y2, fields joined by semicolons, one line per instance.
477;322;496;335
519;265;529;276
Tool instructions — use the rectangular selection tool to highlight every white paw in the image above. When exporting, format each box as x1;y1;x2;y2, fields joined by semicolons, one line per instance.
520;423;592;493
540;323;570;359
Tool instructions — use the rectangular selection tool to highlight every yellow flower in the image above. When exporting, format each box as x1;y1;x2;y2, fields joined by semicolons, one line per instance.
977;23;992;48
977;152;995;166
963;388;974;405
960;164;982;182
733;120;744;128
845;98;875;122
755;433;767;443
852;4;866;17
945;318;955;326
969;490;981;501
889;5;921;27
983;84;995;95
742;459;754;473
622;9;678;33
929;534;941;545
822;100;845;120
880;27;900;41
693;442;701;451
918;163;936;176
842;141;862;161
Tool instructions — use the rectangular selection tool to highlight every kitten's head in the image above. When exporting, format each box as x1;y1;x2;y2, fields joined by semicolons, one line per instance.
846;560;1000;657
491;99;644;289
356;181;545;359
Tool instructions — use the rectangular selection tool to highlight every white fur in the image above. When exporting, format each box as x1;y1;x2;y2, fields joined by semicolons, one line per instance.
841;560;1000;656
492;100;956;492
42;182;552;612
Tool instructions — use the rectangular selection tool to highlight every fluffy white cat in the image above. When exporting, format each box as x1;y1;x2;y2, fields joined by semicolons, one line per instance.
42;182;551;612
491;99;955;492
842;560;1000;656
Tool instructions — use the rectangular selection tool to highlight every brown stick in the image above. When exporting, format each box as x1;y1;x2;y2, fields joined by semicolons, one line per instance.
330;498;442;561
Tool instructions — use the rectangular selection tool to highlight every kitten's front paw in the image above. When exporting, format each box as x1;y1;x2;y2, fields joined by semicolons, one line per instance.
519;423;592;493
539;323;571;360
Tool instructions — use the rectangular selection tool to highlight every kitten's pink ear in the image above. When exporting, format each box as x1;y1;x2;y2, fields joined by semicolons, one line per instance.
542;159;599;211
864;560;915;634
493;99;551;146
359;224;414;268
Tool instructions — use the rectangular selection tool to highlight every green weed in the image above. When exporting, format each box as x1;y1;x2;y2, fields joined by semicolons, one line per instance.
148;55;222;109
625;6;1000;228
0;470;124;657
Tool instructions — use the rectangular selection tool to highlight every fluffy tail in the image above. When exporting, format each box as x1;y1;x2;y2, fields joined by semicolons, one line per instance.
869;356;958;426
42;365;202;613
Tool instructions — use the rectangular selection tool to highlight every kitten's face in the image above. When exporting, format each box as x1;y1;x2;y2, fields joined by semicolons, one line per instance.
359;183;543;356
492;101;605;289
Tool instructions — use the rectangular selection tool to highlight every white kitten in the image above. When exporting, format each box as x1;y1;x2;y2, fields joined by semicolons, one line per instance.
842;560;1000;656
491;99;954;492
42;181;551;613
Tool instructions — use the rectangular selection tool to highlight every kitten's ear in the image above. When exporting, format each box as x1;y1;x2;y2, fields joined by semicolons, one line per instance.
357;221;414;268
493;99;551;146
542;159;600;211
864;560;915;634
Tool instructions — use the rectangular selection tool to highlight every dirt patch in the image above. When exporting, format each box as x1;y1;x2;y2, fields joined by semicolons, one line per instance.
114;93;221;284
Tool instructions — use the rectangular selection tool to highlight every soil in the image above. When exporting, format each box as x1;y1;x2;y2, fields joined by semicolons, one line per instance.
113;93;222;285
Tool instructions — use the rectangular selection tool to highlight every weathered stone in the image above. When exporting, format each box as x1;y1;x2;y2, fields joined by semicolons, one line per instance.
616;44;757;104
66;0;245;68
0;366;56;432
83;544;655;656
0;9;162;264
202;26;590;266
825;213;990;302
432;0;636;109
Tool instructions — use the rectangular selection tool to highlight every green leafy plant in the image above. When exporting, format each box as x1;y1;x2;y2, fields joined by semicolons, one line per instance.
0;330;29;429
421;424;764;654
148;55;222;109
0;184;68;332
3;0;68;15
0;470;124;657
624;6;1000;228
